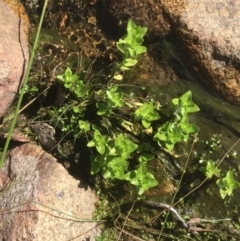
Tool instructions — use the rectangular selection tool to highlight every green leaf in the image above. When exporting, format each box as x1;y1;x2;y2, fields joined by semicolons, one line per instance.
127;19;137;33
62;68;79;84
126;19;147;44
87;140;95;147
153;122;182;150
78;120;90;132
172;91;200;115
95;139;106;155
135;27;147;40
116;19;147;74
142;119;151;128
106;87;124;107
113;74;123;80
58;67;72;83
123;58;138;67
65;67;72;75
114;134;138;159
73;106;82;113
96;102;112;116
135;102;160;128
138;142;155;153
120;65;130;70
179;122;198;134
165;142;175;151
95;231;108;241
135;45;147;55
200;159;220;178
90;130;108;155
104;157;129;179
109;85;118;93
116;40;127;54
139;153;154;163
217;170;240;199
125;164;158;195
73;80;86;98
90;154;108;175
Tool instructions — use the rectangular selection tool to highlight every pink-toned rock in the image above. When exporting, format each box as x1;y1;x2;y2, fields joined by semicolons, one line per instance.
102;0;240;104
165;0;240;104
0;0;29;117
0;143;100;241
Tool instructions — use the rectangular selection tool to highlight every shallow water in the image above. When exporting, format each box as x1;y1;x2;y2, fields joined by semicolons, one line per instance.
145;79;240;238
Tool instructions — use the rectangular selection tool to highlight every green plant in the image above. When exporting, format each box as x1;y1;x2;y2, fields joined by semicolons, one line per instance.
135;102;160;128
205;134;222;153
124;163;159;195
217;170;240;199
57;67;90;99
43;20;200;196
114;19;147;80
200;159;221;178
96;84;125;116
87;130;158;195
200;138;240;199
153;90;199;151
49;77;199;195
95;231;108;241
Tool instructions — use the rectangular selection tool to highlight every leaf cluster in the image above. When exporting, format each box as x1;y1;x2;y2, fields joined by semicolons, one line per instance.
49;65;199;195
200;153;240;199
114;19;147;80
45;20;200;195
153;91;199;151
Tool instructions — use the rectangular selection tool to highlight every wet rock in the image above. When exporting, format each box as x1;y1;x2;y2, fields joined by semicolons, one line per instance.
0;0;29;117
30;123;57;151
167;0;240;105
102;0;240;104
0;143;100;241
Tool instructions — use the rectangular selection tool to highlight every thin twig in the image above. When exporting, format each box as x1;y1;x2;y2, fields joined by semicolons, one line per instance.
117;201;136;241
158;133;198;239
0;87;50;128
115;225;147;241
115;215;177;239
143;200;188;228
173;138;240;207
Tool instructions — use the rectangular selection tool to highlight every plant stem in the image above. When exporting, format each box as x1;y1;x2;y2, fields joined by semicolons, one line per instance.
0;0;49;168
158;134;198;240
